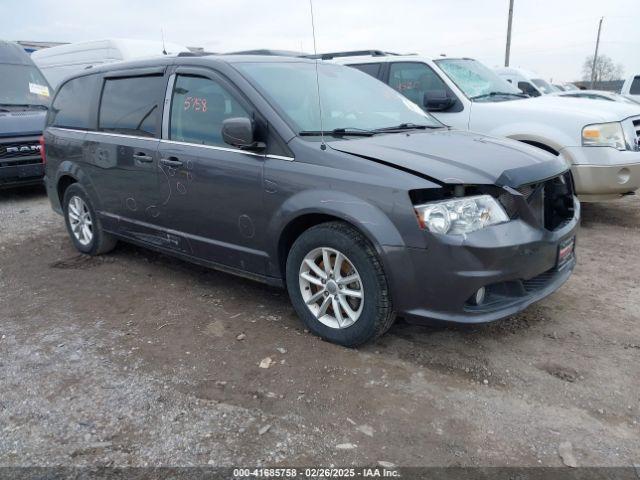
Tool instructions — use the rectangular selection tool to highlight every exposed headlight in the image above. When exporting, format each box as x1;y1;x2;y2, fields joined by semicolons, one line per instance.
414;195;509;235
582;122;626;150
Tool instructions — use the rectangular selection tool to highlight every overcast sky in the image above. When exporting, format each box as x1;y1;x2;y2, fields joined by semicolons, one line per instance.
3;0;638;82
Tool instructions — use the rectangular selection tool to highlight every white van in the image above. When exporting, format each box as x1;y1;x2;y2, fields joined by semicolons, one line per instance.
495;66;560;97
32;39;189;88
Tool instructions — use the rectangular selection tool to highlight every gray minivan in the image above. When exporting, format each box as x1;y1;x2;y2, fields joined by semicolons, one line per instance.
43;54;579;346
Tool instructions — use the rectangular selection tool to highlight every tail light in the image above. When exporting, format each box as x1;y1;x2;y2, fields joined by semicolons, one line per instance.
39;135;46;165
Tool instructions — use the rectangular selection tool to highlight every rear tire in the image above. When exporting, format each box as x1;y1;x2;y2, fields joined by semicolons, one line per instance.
286;221;395;347
62;183;117;255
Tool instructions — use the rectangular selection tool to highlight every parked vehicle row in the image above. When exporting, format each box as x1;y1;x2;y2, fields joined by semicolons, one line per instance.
551;90;640;105
2;40;636;346
495;66;560;97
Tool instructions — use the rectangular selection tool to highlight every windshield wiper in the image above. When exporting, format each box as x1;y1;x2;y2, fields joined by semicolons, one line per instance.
374;123;442;132
471;92;527;100
0;103;48;110
299;127;376;137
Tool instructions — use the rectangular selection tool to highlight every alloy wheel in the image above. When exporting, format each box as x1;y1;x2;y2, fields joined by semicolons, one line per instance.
298;247;364;329
67;195;93;246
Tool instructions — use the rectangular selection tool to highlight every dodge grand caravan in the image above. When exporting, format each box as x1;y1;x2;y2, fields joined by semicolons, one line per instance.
43;55;579;346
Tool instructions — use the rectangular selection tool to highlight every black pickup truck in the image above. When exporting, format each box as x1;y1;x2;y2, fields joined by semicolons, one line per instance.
0;41;50;188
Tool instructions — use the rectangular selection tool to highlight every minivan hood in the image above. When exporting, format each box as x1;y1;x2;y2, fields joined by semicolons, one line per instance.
330;129;568;188
492;95;640;122
0;109;46;138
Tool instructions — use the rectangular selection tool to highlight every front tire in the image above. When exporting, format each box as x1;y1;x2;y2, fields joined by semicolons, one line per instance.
63;183;117;255
286;222;395;347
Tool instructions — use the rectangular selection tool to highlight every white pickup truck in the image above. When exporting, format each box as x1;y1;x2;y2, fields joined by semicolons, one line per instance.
328;52;640;201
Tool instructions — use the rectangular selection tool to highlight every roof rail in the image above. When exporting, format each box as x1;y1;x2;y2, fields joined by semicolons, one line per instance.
225;49;309;57
303;50;401;60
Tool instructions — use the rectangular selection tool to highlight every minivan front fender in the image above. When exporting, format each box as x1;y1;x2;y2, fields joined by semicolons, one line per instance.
266;189;407;278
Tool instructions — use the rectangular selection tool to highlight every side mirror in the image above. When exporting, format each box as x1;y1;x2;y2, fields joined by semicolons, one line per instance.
423;90;455;112
222;117;265;151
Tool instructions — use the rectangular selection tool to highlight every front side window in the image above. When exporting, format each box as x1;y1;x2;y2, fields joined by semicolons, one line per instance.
0;64;51;108
436;59;522;101
99;75;164;137
236;62;440;134
50;75;99;128
169;75;250;147
389;62;450;107
630;76;640;95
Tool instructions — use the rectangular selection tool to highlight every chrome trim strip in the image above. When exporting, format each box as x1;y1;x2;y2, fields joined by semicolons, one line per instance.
49;127;156;142
48;127;295;161
48;127;87;135
159;138;263;157
160;139;294;161
266;154;295;161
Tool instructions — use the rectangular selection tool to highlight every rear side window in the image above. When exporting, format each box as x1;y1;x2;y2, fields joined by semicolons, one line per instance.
350;63;382;79
631;76;640;95
99;75;164;137
50;75;98;129
169;75;250;147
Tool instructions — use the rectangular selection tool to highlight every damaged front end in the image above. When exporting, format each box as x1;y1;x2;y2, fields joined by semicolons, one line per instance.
392;166;580;325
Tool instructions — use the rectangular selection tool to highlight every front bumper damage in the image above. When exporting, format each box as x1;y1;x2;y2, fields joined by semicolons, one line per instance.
384;172;580;325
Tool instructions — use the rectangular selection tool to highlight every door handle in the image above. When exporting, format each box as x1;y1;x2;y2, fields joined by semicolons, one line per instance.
133;152;153;163
160;157;183;167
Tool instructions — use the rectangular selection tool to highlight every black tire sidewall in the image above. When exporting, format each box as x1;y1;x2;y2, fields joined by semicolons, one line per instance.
286;223;389;347
63;184;101;255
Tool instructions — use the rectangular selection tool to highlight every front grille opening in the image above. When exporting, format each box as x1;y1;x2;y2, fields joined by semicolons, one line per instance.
0;140;41;160
515;172;575;231
0;157;43;168
543;172;575;231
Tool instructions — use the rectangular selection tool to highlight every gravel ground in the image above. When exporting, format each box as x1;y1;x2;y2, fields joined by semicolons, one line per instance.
0;185;638;467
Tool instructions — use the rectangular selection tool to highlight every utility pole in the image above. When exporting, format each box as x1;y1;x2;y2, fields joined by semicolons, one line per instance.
504;0;514;67
590;17;604;89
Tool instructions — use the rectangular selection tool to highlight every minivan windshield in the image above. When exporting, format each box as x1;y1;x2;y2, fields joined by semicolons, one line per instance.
435;59;524;102
0;64;51;108
236;62;442;135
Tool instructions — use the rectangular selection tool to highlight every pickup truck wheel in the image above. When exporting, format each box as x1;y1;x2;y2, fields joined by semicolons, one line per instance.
63;184;117;255
286;221;395;347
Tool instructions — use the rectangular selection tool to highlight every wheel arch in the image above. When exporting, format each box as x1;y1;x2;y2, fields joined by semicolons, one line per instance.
268;190;406;281
57;174;78;205
55;161;102;211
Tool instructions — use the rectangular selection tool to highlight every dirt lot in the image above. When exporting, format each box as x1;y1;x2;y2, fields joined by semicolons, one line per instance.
0;186;638;468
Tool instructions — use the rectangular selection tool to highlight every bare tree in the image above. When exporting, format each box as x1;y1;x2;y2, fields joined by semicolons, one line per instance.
582;54;624;82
